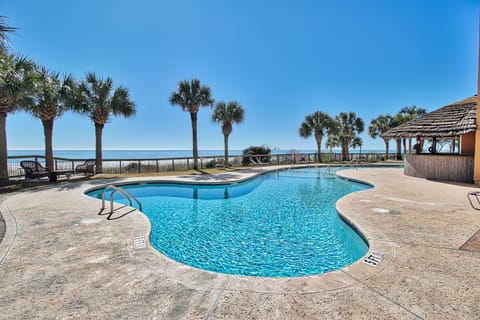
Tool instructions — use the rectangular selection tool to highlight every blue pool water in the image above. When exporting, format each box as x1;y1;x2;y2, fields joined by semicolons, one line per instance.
87;167;370;277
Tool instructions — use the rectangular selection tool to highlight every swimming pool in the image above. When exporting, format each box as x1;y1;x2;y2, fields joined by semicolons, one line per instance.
87;167;370;277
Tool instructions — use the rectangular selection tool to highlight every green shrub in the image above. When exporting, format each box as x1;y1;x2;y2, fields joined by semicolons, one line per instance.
242;145;271;165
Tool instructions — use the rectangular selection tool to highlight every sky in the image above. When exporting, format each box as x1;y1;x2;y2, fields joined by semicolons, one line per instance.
1;0;479;152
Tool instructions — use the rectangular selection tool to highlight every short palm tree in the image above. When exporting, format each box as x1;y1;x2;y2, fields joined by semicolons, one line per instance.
0;53;34;178
325;134;339;152
299;111;333;162
169;79;214;170
335;112;364;161
22;65;75;170
368;114;393;160
397;106;427;153
74;72;136;173
350;134;363;152
211;100;244;167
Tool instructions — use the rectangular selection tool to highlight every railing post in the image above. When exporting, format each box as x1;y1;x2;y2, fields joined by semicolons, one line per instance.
138;160;141;173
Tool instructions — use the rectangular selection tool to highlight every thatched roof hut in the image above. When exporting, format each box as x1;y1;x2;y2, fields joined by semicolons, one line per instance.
382;96;477;139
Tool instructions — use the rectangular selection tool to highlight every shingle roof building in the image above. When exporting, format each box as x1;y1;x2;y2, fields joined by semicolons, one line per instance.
382;96;477;139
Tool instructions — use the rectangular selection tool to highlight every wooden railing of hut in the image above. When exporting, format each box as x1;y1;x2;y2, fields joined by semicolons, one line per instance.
404;154;474;183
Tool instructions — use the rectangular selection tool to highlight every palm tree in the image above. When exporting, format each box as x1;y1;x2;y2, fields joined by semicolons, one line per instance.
211;100;244;167
335;112;364;161
0;16;16;52
22;65;74;170
74;72;135;173
325;134;340;160
350;133;363;158
398;106;427;153
299;111;333;162
169;79;214;170
368;114;394;160
0;53;34;178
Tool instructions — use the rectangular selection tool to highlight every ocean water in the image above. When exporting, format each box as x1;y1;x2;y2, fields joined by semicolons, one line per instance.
9;149;385;160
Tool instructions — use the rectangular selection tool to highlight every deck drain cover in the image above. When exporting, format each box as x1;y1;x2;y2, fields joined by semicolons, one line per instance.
363;252;385;266
133;236;146;249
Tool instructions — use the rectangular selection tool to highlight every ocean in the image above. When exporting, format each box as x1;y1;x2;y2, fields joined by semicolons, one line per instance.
8;149;386;160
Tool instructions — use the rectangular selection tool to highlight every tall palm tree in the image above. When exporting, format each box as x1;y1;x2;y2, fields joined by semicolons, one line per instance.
335;112;364;161
169;79;214;170
74;72;135;173
0;53;34;178
211;100;244;167
0;16;16;52
299;111;333;162
22;65;75;170
368;114;394;160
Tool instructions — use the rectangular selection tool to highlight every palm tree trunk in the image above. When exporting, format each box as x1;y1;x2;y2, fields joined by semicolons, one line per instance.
342;139;349;161
316;138;322;162
383;139;389;160
42;119;54;170
0;112;8;179
224;134;229;167
395;138;401;160
190;112;199;170
95;122;104;174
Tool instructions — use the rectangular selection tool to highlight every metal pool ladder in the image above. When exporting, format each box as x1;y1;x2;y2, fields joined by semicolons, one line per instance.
101;184;142;213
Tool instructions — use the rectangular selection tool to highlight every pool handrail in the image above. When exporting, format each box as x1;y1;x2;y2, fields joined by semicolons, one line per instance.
101;184;143;213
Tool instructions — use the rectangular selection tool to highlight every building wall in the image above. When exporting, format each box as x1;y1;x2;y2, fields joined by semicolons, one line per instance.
405;154;474;183
461;133;475;155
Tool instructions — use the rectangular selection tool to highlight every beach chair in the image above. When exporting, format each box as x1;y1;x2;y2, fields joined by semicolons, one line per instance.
20;160;50;180
75;159;96;176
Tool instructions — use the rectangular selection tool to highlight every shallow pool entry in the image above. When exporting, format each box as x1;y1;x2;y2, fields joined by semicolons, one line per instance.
87;167;370;277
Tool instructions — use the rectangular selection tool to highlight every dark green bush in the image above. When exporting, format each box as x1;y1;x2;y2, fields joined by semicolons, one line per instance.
242;145;271;165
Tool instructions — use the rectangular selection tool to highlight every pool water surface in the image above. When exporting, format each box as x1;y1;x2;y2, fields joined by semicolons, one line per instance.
87;167;370;277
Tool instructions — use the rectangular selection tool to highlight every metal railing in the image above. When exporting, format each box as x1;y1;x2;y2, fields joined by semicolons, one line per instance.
7;152;399;178
101;184;142;214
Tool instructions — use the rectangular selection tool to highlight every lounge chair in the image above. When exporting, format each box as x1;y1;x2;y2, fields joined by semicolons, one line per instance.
249;157;269;165
75;159;96;176
20;160;50;180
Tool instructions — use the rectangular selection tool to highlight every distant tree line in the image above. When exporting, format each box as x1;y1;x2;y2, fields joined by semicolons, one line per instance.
299;106;427;162
299;111;364;162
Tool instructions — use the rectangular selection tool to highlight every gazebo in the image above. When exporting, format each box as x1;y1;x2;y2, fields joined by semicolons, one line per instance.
382;96;477;183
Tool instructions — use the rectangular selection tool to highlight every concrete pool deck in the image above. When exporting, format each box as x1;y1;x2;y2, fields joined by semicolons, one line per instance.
0;166;479;319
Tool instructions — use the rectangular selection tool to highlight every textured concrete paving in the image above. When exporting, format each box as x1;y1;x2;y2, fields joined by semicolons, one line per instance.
0;166;479;319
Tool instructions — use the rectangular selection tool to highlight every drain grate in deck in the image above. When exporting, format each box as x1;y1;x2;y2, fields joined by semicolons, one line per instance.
363;252;385;266
133;236;146;249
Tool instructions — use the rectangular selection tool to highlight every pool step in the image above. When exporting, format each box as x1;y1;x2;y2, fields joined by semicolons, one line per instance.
363;252;385;266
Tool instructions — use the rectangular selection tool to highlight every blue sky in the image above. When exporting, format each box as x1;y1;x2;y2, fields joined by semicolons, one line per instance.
2;0;478;152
